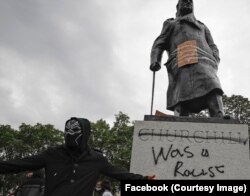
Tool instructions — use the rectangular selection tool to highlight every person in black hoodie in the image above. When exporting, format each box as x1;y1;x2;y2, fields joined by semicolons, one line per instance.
0;117;154;196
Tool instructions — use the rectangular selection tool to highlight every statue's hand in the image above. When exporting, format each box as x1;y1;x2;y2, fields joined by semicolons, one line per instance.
150;62;161;72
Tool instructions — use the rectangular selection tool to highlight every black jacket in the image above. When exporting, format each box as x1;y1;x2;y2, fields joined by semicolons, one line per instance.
0;146;145;196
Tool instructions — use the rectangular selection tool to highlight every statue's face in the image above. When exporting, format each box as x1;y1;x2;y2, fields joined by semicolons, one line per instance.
178;0;193;16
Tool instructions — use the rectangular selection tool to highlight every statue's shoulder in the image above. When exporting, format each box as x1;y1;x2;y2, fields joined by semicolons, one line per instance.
165;18;175;23
166;18;174;21
163;18;175;26
197;20;205;26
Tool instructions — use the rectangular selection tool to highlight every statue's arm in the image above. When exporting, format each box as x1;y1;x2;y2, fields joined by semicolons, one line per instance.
150;20;171;71
205;25;220;64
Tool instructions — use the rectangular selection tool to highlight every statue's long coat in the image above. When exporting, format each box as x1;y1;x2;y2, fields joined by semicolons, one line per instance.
151;13;223;111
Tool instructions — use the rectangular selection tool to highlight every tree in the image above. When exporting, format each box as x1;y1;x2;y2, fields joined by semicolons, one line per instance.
0;125;22;195
18;123;64;156
223;95;250;126
0;125;20;161
109;112;134;170
89;119;111;156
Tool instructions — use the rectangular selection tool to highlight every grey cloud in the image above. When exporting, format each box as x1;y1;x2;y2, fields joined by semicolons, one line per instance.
0;0;123;130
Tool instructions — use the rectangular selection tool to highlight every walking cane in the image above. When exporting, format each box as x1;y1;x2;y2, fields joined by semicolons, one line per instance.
150;71;156;115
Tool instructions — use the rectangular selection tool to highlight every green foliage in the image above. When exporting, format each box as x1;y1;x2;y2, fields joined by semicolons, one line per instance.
18;123;64;156
223;95;250;126
89;119;111;153
110;112;133;170
0;125;20;161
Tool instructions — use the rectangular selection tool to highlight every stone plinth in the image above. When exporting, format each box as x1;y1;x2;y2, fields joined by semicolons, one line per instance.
130;117;250;179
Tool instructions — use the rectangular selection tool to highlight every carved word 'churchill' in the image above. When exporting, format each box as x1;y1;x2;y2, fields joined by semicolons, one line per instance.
150;0;224;117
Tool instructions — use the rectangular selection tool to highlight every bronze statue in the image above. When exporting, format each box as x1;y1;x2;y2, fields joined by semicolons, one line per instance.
150;0;225;118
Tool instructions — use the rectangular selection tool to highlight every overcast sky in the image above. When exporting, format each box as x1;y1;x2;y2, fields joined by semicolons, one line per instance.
0;0;250;131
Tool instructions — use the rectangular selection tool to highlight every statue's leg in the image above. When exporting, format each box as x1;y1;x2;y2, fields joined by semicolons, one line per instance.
174;104;189;116
207;92;224;117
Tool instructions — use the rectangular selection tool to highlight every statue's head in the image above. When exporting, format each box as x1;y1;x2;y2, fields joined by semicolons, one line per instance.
176;0;194;17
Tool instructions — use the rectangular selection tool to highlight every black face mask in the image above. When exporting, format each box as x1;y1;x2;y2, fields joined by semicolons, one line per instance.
64;117;91;152
64;119;83;150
